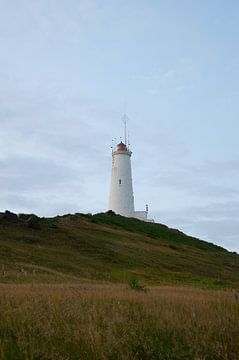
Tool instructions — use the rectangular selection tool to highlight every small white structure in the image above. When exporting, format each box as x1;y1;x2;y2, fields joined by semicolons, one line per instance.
108;120;153;222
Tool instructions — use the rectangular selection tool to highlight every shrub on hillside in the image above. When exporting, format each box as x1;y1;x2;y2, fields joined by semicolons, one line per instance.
128;277;148;293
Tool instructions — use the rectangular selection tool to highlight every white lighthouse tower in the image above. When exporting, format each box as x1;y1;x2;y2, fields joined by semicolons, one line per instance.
109;118;153;222
109;140;135;217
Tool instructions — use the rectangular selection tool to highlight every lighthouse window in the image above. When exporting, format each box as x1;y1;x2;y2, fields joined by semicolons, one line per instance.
119;179;122;185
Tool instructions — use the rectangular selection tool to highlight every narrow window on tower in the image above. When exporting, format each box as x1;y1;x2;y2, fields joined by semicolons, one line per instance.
119;179;122;185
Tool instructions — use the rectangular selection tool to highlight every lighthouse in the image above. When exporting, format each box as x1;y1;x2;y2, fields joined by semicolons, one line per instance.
109;141;135;217
108;118;153;222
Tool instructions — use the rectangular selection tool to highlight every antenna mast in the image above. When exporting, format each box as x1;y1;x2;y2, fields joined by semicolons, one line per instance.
124;114;127;146
122;113;129;147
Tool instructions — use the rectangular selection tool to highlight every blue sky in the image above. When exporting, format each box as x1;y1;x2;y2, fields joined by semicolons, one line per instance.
0;0;239;252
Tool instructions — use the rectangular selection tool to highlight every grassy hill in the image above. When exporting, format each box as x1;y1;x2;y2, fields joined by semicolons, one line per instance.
0;211;238;288
0;211;239;359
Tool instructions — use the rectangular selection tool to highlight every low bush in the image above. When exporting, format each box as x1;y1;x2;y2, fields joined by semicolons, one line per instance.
128;276;148;292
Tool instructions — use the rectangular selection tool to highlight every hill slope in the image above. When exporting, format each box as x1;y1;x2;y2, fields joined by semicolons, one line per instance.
0;211;238;287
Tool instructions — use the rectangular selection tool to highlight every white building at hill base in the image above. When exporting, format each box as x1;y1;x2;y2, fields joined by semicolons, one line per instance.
108;140;154;222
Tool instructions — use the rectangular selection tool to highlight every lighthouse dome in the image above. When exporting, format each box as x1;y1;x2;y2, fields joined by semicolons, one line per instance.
117;142;127;152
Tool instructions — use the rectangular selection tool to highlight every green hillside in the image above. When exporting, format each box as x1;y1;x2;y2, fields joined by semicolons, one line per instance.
0;211;238;288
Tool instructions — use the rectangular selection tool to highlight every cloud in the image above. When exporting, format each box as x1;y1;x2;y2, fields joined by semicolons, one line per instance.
147;89;158;95
0;71;115;216
163;69;176;80
0;0;104;44
133;57;199;96
151;160;239;199
143;159;239;252
155;201;239;252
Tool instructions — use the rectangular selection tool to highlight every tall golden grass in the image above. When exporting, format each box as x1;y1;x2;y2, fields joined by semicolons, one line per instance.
0;284;238;359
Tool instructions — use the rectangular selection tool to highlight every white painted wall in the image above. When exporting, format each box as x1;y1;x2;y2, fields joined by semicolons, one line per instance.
134;211;147;220
109;150;135;217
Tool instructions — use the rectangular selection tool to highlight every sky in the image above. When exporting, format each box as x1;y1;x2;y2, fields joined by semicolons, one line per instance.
0;0;239;252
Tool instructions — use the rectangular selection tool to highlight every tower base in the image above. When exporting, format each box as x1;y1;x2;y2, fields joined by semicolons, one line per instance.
133;211;154;223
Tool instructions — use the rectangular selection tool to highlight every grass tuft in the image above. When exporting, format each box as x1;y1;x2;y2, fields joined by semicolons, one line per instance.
128;276;148;293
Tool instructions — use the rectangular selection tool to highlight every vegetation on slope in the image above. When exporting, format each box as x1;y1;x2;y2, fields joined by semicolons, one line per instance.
0;211;238;287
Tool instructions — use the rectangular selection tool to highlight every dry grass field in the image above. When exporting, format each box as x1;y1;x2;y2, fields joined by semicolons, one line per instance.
0;283;238;360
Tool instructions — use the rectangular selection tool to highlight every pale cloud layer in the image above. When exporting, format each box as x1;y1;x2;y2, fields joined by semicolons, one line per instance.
0;1;239;252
